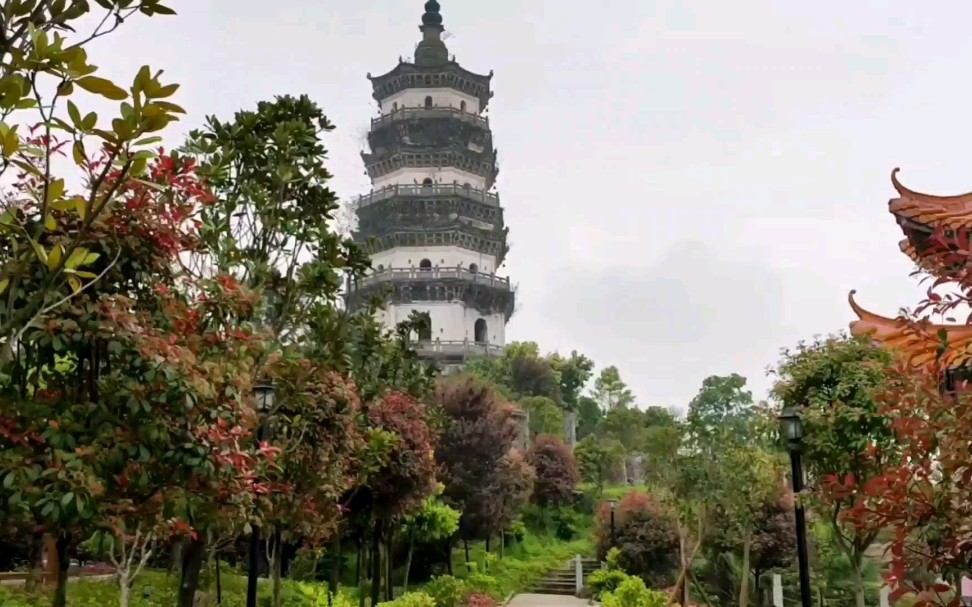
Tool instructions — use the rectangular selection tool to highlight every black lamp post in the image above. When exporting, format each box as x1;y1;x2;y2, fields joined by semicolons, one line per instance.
246;383;274;607
608;499;618;547
779;408;812;607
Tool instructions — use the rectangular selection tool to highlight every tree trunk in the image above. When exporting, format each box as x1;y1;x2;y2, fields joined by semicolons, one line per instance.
403;529;415;592
464;539;471;573
177;536;206;607
355;539;362;586
445;537;453;576
329;534;342;598
385;532;393;601
678;526;689;607
272;528;283;607
25;533;43;592
370;523;381;607
754;571;762;607
52;533;71;607
215;555;222;606
851;555;866;607
120;579;131;607
500;533;505;560
357;538;367;607
738;528;753;607
170;537;185;575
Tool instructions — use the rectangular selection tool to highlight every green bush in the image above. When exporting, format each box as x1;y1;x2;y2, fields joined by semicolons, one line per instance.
425;575;468;607
586;568;628;599
464;572;500;598
383;592;436;607
600;575;668;607
551;507;582;541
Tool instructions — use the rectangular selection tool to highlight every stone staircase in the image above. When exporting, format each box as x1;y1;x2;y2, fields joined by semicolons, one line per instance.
528;557;600;596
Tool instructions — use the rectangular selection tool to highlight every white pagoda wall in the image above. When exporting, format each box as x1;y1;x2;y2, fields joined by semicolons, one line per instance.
379;87;481;115
379;302;506;345
371;167;487;191
370;246;501;275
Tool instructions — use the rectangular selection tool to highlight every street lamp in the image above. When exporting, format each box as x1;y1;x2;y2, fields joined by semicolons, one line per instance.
779;408;812;607
246;383;274;607
608;499;618;547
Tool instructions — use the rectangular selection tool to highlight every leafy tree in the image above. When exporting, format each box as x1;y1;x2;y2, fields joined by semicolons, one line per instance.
686;374;754;441
599;407;646;484
548;350;594;410
575;436;625;496
592;366;635;411
526;436;580;510
435;376;519;566
576;395;603;441
596;492;680;589
466;342;562;404
353;391;438;604
715;440;782;607
0;0;182;374
402;496;460;590
771;334;898;607
519;395;564;440
491;448;535;548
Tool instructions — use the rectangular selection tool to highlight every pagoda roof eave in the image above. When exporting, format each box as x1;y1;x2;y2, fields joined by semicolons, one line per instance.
848;290;972;369
890;168;972;233
368;60;492;84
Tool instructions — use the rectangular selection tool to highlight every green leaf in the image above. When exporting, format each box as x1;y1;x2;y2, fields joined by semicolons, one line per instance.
67;100;82;127
65;247;89;269
29;239;47;265
75;76;128;100
72;140;86;165
61;492;74;508
0;278;8;295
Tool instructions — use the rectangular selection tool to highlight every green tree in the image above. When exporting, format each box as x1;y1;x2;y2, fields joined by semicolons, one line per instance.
593;366;635;411
0;0;183;373
520;395;564;440
575;436;625;496
549;350;594;410
686;374;755;442
771;334;899;607
401;496;460;591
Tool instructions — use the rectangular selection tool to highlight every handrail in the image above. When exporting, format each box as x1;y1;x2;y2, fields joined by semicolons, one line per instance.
356;183;499;207
352;266;511;289
371;106;489;129
414;339;505;357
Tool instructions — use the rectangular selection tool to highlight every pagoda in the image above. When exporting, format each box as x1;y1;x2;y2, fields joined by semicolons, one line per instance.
849;168;972;381
345;0;514;373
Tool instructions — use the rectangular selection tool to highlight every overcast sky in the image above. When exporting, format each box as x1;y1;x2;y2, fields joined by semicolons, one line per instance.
90;0;972;409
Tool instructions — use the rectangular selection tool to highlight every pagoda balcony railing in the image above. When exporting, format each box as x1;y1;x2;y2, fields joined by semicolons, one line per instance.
352;266;511;291
414;339;504;358
355;184;500;208
371;107;489;130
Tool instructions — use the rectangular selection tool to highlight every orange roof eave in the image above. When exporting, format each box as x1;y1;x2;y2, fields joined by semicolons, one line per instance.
890;168;972;233
848;290;972;369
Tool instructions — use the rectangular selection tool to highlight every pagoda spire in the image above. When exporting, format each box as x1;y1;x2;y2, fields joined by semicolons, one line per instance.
415;0;449;66
420;0;444;37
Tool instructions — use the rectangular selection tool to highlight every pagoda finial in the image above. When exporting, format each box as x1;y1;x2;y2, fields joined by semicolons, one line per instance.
415;0;448;66
421;0;444;36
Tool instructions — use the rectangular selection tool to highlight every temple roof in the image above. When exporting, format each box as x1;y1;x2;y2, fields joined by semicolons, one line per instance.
890;168;972;233
848;290;972;368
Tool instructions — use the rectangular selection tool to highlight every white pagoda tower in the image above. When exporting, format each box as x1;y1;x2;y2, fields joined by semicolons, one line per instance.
346;0;514;372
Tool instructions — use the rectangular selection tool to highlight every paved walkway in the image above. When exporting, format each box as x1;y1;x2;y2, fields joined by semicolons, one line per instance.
508;594;590;606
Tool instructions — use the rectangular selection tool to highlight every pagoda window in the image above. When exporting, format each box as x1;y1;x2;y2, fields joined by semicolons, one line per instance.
423;178;433;186
419;258;432;271
460;100;467;112
469;263;478;274
393;102;398;112
474;318;488;343
425;96;433;108
424;75;432;85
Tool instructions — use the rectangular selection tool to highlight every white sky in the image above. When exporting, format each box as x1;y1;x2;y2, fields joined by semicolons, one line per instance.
85;0;972;408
